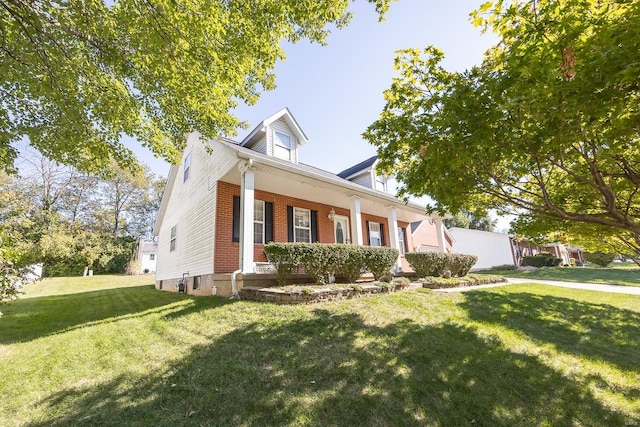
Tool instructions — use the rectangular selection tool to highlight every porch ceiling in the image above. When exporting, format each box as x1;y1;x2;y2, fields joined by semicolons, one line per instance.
219;162;429;224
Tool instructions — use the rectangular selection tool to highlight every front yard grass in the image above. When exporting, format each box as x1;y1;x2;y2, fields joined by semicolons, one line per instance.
481;265;640;287
1;275;639;426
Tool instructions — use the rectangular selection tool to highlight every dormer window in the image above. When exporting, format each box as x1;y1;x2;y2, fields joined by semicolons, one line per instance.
274;131;292;161
375;174;387;192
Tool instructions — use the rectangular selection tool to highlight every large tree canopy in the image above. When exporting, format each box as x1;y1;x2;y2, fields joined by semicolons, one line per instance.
1;0;390;172
365;0;640;255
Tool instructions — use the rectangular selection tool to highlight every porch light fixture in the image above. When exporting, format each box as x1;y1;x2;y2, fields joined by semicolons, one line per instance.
328;208;336;221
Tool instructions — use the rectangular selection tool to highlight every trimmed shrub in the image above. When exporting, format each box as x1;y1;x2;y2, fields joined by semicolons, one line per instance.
405;252;449;277
448;253;478;277
583;251;616;267
265;243;394;285
522;252;561;268
264;243;303;286
339;245;367;283
489;264;517;271
362;246;399;281
420;274;506;289
301;244;350;285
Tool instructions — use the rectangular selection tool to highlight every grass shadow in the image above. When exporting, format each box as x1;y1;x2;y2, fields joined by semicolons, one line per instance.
0;286;235;345
25;308;632;426
461;290;640;372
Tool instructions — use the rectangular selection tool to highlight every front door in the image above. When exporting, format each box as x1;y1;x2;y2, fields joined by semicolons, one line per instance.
334;215;350;244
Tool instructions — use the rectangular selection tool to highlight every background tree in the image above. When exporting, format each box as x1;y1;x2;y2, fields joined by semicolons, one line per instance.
99;163;151;235
2;148;163;277
1;0;391;173
0;171;35;302
365;0;640;258
444;210;496;232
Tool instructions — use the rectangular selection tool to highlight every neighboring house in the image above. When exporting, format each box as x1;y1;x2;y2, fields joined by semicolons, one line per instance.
510;237;542;266
511;237;584;266
449;228;514;270
153;108;450;296
137;239;158;274
411;220;453;254
540;243;584;266
447;229;584;269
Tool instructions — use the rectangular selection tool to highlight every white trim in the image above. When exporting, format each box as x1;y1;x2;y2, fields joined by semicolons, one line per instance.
435;218;447;253
333;215;350;244
240;165;255;272
342;169;372;182
349;196;364;246
386;206;401;270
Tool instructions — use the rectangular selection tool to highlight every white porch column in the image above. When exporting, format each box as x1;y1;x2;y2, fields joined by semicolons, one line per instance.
239;162;255;272
434;218;447;253
349;196;364;246
386;206;402;271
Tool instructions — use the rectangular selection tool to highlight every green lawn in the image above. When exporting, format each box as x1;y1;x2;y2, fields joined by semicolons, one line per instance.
481;265;640;287
1;275;639;426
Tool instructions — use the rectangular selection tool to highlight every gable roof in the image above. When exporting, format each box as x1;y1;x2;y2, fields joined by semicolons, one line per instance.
337;155;377;179
240;107;308;147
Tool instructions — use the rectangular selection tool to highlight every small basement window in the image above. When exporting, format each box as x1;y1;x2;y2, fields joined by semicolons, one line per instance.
193;276;201;290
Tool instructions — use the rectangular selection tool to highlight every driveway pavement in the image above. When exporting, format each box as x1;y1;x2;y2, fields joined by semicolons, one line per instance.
434;277;640;295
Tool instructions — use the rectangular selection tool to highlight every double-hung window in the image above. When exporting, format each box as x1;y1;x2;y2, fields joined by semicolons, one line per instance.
170;225;177;252
254;200;265;244
369;222;382;247
183;153;191;182
293;207;311;243
274;131;292;161
375;175;387;192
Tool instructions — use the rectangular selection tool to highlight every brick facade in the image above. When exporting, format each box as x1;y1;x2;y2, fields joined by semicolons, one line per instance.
215;181;408;274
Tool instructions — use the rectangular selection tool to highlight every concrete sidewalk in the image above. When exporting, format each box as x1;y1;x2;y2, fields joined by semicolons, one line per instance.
434;277;640;295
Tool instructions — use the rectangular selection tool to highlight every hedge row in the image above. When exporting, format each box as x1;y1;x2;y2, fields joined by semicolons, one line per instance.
264;243;399;286
404;252;478;278
522;252;561;267
583;251;616;267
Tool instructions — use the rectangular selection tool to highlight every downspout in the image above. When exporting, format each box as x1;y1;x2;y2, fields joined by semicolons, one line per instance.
230;159;254;299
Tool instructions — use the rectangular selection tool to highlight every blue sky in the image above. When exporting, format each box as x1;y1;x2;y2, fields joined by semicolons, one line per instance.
129;0;508;228
132;0;498;178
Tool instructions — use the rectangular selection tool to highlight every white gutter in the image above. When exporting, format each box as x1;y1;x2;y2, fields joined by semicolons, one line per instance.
231;148;431;216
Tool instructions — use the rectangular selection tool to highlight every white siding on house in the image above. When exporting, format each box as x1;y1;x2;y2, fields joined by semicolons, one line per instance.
155;133;237;281
247;136;267;155
448;228;515;270
138;240;158;273
351;171;373;189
